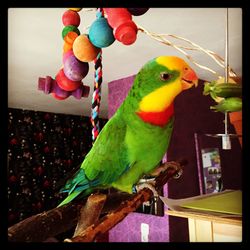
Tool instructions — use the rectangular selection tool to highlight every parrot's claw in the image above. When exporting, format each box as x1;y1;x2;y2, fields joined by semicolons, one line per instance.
150;161;183;179
135;180;159;197
165;161;183;179
173;168;183;179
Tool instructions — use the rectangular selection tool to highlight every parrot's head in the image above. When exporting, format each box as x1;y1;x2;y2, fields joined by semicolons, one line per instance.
129;56;198;126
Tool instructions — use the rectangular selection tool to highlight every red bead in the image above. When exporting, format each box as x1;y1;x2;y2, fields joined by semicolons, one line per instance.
104;8;138;45
62;10;80;27
55;68;81;92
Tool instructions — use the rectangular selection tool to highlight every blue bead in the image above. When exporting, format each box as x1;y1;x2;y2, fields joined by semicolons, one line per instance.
89;17;115;48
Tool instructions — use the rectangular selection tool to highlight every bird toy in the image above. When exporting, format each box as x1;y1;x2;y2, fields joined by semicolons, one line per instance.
38;8;149;142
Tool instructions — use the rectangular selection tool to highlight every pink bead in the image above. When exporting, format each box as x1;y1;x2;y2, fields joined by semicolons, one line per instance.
63;50;74;64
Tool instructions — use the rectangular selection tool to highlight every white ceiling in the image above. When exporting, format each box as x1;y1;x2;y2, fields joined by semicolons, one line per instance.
8;8;242;118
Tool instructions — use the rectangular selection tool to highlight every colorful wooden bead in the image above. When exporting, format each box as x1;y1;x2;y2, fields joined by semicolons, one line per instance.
89;17;115;48
73;34;100;62
63;31;79;53
63;50;74;64
64;31;79;44
104;8;138;45
63;55;89;81
69;8;82;12
62;25;80;39
63;41;73;53
62;10;81;27
55;68;81;91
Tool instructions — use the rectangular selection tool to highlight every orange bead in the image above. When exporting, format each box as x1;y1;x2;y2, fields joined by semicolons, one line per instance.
64;31;78;44
73;34;100;62
63;41;73;53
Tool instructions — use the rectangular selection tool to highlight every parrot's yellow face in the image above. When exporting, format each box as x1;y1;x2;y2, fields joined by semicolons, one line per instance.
139;56;198;113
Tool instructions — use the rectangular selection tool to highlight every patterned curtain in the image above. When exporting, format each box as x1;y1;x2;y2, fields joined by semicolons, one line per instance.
8;108;107;226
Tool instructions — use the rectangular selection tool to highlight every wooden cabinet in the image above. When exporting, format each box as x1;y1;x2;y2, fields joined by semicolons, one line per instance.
167;210;242;242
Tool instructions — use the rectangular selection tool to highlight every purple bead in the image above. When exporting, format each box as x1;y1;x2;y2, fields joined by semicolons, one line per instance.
63;55;89;81
72;85;90;99
38;76;53;94
63;50;74;64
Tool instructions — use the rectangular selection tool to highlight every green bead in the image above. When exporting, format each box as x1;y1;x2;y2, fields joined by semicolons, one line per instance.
62;25;80;39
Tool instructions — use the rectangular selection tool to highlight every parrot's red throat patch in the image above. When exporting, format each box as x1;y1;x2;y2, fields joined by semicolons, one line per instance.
136;104;174;127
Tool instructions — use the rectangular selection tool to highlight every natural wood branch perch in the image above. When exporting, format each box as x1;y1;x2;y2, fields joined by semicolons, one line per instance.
8;192;131;242
69;159;187;242
73;193;107;237
8;201;81;242
8;159;187;242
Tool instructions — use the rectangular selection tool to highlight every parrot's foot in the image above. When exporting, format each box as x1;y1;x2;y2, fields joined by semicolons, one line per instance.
134;179;158;197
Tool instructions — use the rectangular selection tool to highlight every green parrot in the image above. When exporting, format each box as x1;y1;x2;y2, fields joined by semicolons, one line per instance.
58;56;198;207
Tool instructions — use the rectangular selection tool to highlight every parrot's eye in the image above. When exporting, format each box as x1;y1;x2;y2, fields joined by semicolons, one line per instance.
160;72;171;81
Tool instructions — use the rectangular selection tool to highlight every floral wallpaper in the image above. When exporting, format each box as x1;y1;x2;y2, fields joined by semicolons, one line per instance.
8;108;107;227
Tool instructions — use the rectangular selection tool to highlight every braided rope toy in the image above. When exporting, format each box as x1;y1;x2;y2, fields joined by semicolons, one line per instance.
91;9;103;142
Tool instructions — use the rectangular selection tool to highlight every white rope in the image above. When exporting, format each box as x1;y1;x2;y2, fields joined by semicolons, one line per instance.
137;24;238;79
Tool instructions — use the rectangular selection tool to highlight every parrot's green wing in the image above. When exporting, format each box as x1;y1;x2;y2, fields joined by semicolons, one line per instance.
83;111;132;184
58;111;133;207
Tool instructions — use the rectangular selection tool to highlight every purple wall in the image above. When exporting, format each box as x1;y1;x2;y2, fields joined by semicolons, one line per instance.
108;75;135;119
166;80;242;241
108;75;170;242
109;209;169;242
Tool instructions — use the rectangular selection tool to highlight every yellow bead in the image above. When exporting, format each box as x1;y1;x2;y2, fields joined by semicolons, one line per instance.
73;34;100;62
68;8;82;12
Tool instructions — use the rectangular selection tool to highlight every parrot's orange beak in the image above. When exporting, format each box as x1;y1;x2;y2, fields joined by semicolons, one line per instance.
181;67;198;90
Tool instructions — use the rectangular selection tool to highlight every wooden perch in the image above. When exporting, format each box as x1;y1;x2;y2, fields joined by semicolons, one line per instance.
8;201;81;242
8;159;186;242
68;159;186;242
8;192;131;242
73;193;107;237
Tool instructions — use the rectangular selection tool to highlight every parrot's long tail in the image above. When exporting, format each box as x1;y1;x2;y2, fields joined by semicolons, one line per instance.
57;168;99;207
57;190;83;207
